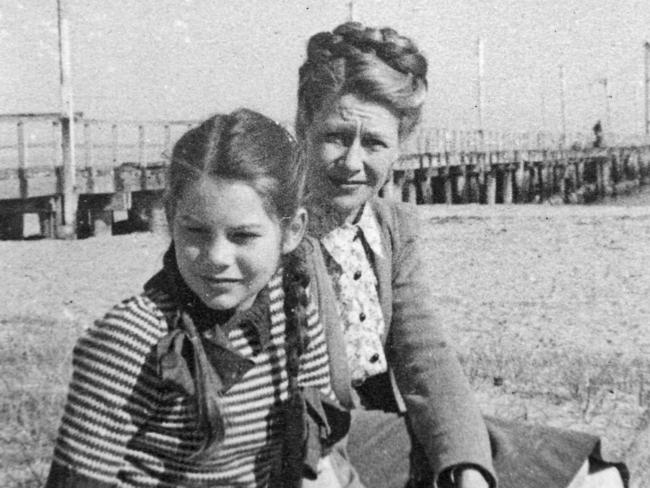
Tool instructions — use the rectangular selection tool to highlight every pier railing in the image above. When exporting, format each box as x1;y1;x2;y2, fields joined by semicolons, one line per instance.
0;113;195;238
389;144;650;206
1;113;649;238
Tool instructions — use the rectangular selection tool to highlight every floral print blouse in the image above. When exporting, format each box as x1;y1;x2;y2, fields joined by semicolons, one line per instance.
310;204;388;385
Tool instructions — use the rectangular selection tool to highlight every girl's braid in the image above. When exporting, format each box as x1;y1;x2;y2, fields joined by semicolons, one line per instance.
279;245;311;487
282;245;311;370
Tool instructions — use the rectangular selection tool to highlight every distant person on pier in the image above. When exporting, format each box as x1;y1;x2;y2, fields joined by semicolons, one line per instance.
294;21;628;488
593;120;604;148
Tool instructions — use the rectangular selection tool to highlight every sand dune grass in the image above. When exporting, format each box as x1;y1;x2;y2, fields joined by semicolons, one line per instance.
1;205;649;486
1;317;76;487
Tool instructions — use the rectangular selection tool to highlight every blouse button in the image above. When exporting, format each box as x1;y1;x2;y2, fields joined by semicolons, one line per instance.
359;312;366;322
353;270;362;280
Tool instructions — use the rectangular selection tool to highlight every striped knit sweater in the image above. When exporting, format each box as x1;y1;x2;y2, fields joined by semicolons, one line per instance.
48;270;333;488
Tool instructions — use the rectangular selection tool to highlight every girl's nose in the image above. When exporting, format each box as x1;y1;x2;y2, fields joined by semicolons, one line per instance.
205;236;234;267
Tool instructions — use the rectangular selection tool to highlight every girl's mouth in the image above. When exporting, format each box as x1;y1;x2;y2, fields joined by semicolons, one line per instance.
201;276;240;286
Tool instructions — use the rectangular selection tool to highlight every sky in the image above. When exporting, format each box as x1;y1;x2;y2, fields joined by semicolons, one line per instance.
2;0;650;136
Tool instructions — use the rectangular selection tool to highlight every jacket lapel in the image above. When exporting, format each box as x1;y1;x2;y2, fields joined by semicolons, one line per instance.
303;237;355;409
374;252;392;344
370;199;393;340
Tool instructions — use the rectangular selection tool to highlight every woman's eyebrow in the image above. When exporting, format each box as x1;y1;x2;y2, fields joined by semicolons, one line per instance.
362;128;388;138
358;119;392;140
360;127;393;141
322;119;393;142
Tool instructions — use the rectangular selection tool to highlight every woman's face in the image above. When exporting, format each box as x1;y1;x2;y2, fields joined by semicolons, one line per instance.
304;93;400;220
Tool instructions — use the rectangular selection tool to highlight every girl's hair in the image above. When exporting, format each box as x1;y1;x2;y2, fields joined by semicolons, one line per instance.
296;21;428;141
165;108;305;226
163;109;311;457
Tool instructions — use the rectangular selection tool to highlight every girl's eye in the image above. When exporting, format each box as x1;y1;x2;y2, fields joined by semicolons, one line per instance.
323;132;347;145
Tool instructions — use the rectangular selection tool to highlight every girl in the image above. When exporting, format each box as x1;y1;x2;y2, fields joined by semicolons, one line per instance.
45;109;347;488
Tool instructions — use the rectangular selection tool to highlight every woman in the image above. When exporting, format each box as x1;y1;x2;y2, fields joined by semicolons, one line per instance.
295;22;628;488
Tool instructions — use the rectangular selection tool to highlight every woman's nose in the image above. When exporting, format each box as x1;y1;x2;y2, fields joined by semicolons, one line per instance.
340;137;364;173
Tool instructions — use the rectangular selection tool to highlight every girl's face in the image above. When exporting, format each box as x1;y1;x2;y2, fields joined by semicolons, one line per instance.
172;177;305;311
304;93;400;221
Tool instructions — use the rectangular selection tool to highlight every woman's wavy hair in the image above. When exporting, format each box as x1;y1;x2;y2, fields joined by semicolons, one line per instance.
296;22;428;141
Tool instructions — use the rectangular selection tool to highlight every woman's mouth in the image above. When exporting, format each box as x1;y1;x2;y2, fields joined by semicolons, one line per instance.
328;177;368;189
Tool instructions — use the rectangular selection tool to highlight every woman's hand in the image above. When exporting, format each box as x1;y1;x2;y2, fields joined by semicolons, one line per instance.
454;467;490;488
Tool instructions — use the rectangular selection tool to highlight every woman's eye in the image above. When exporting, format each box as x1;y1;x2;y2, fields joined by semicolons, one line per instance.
364;138;388;150
230;232;260;244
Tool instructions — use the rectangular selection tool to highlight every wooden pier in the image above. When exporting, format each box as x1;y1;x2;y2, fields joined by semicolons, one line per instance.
387;143;650;206
0;113;194;238
1;113;650;239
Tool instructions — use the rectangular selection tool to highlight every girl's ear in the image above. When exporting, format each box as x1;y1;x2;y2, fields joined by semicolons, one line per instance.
282;208;307;254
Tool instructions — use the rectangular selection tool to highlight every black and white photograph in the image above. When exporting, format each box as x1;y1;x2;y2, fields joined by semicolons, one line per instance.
1;1;649;487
